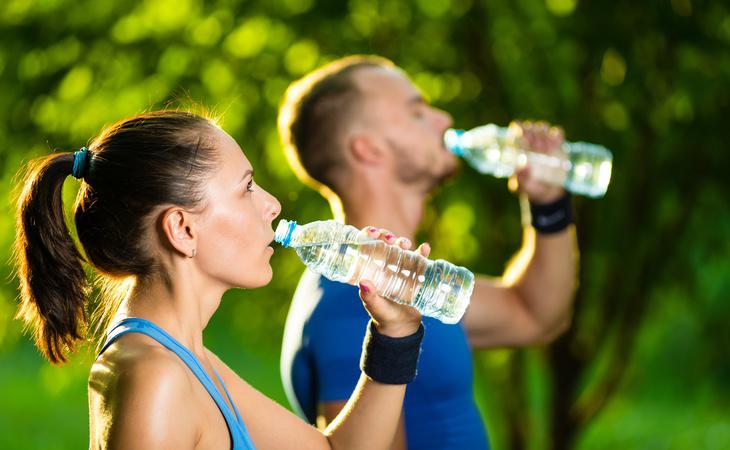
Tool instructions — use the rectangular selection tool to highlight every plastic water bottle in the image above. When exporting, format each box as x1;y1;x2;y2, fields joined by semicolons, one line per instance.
444;124;613;198
274;219;474;324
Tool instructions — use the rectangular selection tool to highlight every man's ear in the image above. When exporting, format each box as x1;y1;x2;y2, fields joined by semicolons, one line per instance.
160;207;197;258
348;133;386;165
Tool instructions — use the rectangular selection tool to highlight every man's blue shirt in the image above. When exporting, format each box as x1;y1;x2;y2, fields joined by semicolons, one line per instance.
281;270;490;449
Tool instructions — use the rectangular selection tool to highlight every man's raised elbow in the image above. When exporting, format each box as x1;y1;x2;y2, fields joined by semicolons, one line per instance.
537;316;572;345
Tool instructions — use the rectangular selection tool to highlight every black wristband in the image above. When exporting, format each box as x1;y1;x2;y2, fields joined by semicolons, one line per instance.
530;193;573;234
360;320;424;385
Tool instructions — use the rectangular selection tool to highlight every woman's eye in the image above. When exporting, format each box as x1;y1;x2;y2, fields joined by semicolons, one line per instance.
247;180;255;193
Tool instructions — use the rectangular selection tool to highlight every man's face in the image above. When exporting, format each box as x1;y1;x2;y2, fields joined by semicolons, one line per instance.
352;66;459;190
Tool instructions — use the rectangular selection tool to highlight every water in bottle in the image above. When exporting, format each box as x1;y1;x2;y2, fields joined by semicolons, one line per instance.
274;219;474;324
444;124;613;198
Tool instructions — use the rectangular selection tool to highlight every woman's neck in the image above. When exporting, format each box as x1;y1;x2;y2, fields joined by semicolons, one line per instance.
119;273;223;356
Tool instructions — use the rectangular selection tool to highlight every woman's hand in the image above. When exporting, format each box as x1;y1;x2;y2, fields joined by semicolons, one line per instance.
356;227;425;338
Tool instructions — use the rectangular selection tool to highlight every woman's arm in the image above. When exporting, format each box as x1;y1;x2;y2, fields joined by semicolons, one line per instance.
208;350;407;450
210;228;424;450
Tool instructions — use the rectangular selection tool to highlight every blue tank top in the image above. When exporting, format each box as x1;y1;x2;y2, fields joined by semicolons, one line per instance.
281;272;490;450
98;317;256;450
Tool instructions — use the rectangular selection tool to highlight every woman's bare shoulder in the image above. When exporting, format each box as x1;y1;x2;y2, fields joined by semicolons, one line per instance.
89;334;199;447
91;333;192;392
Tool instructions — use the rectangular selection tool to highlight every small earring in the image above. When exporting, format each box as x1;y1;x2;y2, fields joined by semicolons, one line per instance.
189;249;197;258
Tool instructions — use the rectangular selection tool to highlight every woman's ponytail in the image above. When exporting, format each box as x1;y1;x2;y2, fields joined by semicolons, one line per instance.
14;152;89;364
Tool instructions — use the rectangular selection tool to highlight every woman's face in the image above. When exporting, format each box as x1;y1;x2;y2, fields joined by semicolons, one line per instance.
193;127;281;289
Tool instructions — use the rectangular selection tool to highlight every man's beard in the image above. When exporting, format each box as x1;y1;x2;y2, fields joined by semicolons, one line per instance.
388;138;459;191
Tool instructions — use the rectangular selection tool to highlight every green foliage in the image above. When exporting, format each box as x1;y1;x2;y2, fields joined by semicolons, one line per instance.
1;0;728;448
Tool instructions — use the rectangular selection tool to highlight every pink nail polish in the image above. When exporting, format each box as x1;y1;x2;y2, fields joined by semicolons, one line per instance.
385;233;395;240
359;283;369;293
368;227;378;233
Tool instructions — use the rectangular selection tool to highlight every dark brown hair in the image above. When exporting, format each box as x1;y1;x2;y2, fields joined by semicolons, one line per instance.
14;110;219;364
278;55;394;195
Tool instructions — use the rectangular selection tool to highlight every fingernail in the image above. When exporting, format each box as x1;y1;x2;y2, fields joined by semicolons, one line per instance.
385;233;395;241
402;239;411;247
359;283;369;293
368;227;378;233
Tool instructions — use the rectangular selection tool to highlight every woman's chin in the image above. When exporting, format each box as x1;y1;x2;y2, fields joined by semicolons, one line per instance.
237;268;273;289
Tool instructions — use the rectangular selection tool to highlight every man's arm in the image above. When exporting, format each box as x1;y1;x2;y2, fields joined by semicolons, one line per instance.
463;222;578;348
322;402;407;450
463;121;579;349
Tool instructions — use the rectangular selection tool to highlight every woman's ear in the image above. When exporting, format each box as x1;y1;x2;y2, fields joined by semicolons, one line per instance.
160;207;197;258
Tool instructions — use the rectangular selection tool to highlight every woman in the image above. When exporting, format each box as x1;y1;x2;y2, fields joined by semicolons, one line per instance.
14;111;427;449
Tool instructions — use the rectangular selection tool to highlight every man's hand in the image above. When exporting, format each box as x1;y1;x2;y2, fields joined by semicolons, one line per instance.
508;120;567;204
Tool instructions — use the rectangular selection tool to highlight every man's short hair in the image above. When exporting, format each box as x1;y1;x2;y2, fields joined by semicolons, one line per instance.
278;55;394;195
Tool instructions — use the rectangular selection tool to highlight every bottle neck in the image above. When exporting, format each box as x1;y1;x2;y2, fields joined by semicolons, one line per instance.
274;219;298;248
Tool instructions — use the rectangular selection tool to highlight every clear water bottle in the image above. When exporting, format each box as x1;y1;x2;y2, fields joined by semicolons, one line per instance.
444;124;613;198
274;219;474;324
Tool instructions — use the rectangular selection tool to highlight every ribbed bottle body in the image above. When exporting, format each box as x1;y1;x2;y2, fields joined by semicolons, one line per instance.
275;220;473;324
444;125;613;198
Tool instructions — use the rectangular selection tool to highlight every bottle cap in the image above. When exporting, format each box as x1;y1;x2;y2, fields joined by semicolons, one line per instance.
443;129;466;156
274;219;298;248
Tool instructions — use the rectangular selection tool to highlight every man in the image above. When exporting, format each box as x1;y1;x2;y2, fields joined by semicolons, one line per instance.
278;55;578;449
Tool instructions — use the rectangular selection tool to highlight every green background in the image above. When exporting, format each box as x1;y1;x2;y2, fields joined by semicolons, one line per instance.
1;0;728;448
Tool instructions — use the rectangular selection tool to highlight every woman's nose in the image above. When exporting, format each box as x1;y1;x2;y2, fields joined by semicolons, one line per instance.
266;194;282;222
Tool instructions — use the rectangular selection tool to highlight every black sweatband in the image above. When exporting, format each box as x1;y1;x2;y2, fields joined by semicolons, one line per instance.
530;193;573;234
360;320;424;385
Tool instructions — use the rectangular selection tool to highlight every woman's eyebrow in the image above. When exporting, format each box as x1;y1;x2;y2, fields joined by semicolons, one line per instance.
238;169;254;184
